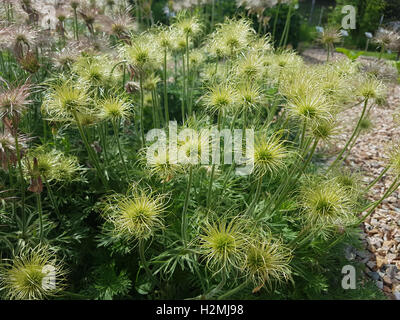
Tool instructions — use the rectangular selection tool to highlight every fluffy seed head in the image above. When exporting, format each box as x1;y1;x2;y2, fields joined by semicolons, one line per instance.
243;239;292;289
254;134;288;177
202;84;237;114
103;187;167;241
299;178;354;226
198;218;249;273
98;96;131;120
42;78;91;123
0;83;31;120
0;246;66;300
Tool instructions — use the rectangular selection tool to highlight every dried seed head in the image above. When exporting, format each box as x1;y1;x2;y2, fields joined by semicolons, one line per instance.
0;246;67;300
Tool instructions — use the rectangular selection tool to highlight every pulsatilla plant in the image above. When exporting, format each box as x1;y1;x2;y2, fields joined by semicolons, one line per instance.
1;6;398;301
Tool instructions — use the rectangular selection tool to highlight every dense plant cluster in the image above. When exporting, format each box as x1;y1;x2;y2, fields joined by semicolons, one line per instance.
0;0;397;300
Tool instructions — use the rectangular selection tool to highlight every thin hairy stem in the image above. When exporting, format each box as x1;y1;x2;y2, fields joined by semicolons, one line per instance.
14;133;26;237
163;48;169;124
327;98;369;172
112;118;130;179
182;166;193;247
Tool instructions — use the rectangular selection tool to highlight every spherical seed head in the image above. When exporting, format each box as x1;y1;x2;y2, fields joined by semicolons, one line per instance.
359;117;373;132
310;119;337;141
199;219;248;273
0;246;66;300
300;178;353;226
254;135;288;177
98;97;130;120
330;169;363;199
235;52;264;80
317;26;341;45
373;28;400;50
358;76;386;100
177;131;210;167
143;73;161;91
0;84;32;120
124;35;160;72
244;240;292;288
288;92;332;123
175;12;202;37
70;0;80;9
42;79;91;122
237;83;263;108
203;84;237;113
4;25;38;49
158;27;174;49
143;146;182;182
104;188;167;241
24;147;83;183
209;18;254;57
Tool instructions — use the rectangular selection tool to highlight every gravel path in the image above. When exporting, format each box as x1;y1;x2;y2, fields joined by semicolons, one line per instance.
302;48;400;299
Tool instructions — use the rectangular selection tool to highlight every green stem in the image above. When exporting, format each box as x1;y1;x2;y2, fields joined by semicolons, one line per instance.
72;111;107;187
206;110;222;207
139;73;145;146
327;98;369;172
272;3;281;43
14;133;26;238
247;176;263;216
186;33;191;117
364;166;390;194
182;166;193;247
217;279;249;300
112;118;130;179
73;7;79;40
36;192;43;242
181;53;186;122
163;48;169;124
356;177;400;226
299;119;307;150
138;239;154;281
43;177;62;224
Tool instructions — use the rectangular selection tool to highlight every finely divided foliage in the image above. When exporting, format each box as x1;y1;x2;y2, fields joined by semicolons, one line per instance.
0;0;396;300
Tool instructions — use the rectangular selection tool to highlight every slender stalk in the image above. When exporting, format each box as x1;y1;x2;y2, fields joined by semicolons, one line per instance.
139;72;145;146
282;4;293;48
218;279;249;300
43;177;61;224
36;192;43;242
379;45;385;60
186;33;191;116
14;133;26;237
72;111;107;186
150;90;157;127
138;239;154;281
163;48;169;124
181;53;186;122
299;119;307;150
73;7;79;40
364;166;390;194
341;128;361;162
279;2;293;48
327;98;369;172
205;273;226;299
356;177;400;225
112;118;130;178
210;0;215;31
247;176;263;216
269;138;319;214
206;110;222;207
272;3;281;43
182;166;193;247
